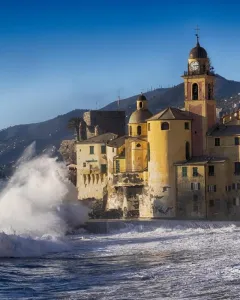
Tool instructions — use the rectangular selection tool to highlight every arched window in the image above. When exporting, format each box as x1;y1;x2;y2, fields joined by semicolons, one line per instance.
148;143;150;161
129;126;132;136
202;64;206;73
208;83;212;100
161;122;169;130
139;101;143;108
137;125;141;135
192;83;198;100
185;141;190;160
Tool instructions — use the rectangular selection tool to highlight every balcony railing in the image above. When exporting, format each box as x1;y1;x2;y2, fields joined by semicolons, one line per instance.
183;70;215;76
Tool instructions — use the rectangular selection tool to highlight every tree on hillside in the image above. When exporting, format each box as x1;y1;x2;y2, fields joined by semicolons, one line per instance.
67;117;82;141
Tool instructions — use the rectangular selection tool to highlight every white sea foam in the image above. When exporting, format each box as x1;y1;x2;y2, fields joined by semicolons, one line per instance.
0;143;89;257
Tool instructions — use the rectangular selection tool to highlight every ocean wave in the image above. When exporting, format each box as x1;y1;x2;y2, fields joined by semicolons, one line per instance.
0;232;70;258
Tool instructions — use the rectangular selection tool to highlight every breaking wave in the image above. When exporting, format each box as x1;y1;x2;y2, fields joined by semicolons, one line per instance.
0;143;89;257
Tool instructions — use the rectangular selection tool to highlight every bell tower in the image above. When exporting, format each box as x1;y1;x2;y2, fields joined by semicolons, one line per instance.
182;30;216;156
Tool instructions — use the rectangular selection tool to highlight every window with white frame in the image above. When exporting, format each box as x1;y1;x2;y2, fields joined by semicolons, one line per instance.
191;182;200;190
208;185;216;192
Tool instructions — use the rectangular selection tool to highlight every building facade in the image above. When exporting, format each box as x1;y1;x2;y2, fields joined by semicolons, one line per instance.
75;35;240;220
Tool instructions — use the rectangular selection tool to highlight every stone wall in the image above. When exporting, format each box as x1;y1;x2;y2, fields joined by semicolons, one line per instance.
83;111;126;138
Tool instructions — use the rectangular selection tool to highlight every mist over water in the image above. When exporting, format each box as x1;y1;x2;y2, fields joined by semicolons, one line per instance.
0;143;89;257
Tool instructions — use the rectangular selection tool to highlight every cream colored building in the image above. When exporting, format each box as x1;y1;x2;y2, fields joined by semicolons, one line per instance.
75;133;117;202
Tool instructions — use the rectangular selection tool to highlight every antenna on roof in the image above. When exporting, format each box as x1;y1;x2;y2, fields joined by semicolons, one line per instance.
117;96;120;110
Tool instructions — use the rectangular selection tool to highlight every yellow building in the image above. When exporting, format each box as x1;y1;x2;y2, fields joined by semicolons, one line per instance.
75;34;240;220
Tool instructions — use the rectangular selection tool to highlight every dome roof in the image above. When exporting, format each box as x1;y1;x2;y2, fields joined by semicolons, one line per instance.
137;94;147;101
189;42;207;59
129;109;153;124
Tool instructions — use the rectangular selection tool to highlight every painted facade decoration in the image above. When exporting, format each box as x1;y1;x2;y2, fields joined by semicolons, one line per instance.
74;35;240;220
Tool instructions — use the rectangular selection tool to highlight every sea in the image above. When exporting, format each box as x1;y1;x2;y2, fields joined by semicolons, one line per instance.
0;144;240;300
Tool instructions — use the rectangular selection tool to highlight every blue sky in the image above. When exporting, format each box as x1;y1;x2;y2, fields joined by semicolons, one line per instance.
0;0;240;128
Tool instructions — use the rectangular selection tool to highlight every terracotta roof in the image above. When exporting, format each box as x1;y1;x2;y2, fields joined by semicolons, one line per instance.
207;125;240;136
107;135;126;148
77;132;117;144
148;107;192;121
174;156;227;166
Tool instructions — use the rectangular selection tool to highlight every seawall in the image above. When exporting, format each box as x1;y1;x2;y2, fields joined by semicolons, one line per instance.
85;219;240;234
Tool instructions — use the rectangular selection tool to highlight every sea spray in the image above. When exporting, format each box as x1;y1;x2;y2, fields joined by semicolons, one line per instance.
0;143;89;257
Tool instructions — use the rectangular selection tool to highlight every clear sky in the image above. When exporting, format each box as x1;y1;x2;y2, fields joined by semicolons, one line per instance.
0;0;240;129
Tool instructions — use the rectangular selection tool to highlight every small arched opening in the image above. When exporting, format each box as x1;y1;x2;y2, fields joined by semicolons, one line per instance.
129;126;132;136
208;83;212;100
161;122;169;130
137;125;141;135
192;83;198;100
139;101;143;108
185;141;190;160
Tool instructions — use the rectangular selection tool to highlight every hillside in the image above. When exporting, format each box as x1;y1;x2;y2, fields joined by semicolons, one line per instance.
0;109;87;176
1;74;240;177
102;74;240;118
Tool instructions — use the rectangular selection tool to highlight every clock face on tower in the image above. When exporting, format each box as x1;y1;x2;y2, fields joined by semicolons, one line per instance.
190;61;200;71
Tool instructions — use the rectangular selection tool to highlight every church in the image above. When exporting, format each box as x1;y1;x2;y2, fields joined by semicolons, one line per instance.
75;34;240;220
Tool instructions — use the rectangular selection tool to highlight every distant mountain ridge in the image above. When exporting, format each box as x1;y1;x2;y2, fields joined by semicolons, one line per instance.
1;74;240;176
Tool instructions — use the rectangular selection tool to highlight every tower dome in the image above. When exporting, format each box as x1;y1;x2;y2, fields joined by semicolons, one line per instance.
189;36;208;59
129;110;153;124
128;94;153;124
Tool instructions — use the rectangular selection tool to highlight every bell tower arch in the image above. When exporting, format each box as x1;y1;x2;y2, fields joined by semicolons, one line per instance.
182;32;216;156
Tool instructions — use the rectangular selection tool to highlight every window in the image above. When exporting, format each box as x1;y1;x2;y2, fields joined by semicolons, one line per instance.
101;145;106;154
129;126;132;136
232;183;237;190
235;137;240;145
83;163;86;167
215;138;220;146
101;164;107;173
136;143;141;148
191;182;200;190
137;125;141;135
233;197;240;206
148;143;150;161
193;167;198;177
90;146;94;154
215;199;220;210
185;142;190;160
184;122;189;130
116;160;120;173
182;167;187;177
208;165;215;176
208;83;212;100
226;185;232;192
234;162;240;175
208;185;217;192
193;194;198;213
112;147;115;153
209;199;215;207
161;122;169;130
148;123;150;131
192;83;198;100
139;101;143;108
